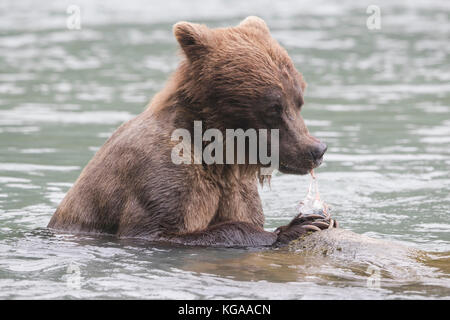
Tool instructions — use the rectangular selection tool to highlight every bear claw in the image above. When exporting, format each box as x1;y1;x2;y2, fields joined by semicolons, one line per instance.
274;213;339;246
302;225;322;232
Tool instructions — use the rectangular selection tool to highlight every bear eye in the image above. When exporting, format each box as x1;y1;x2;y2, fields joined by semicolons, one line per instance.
263;90;283;115
268;102;283;116
271;102;282;110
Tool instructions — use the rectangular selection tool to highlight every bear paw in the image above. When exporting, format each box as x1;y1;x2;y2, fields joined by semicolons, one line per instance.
274;213;338;245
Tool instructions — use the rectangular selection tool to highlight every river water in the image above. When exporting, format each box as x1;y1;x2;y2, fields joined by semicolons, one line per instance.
0;0;449;299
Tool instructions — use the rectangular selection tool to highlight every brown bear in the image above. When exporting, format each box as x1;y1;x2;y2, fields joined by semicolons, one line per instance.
48;16;336;247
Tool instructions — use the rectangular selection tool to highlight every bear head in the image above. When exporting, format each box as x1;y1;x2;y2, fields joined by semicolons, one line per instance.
172;16;327;175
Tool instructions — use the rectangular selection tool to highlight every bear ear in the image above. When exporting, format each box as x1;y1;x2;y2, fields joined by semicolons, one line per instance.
239;16;270;35
173;21;210;60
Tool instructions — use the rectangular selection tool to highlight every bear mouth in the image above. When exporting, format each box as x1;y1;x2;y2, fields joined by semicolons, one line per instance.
279;156;323;175
279;162;313;175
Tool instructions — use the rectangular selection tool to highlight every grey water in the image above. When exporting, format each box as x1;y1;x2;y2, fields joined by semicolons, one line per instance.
0;0;449;299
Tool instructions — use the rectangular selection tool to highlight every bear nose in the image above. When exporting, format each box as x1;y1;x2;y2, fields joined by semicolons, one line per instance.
311;142;327;162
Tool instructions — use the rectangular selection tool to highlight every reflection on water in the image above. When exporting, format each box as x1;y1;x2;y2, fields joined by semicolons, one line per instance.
0;0;449;299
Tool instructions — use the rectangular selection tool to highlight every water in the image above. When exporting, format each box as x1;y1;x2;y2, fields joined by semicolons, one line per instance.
0;0;449;299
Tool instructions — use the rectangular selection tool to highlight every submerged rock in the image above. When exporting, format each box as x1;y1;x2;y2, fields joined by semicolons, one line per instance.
289;228;417;258
287;228;448;283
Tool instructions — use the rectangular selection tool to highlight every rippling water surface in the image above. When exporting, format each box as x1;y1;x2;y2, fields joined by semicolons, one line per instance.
0;0;449;299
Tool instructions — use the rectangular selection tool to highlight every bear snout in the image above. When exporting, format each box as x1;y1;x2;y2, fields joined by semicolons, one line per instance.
310;142;327;166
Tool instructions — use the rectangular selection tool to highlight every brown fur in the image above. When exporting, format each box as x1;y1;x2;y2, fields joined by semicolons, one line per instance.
48;17;332;247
